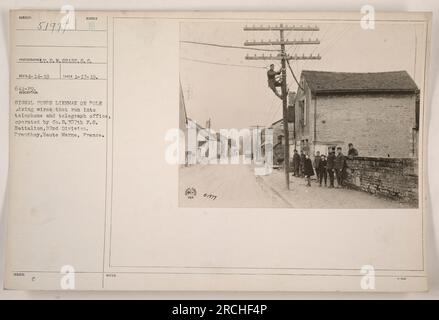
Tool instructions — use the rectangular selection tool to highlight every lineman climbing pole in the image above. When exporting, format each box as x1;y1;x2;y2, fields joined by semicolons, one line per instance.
244;24;320;189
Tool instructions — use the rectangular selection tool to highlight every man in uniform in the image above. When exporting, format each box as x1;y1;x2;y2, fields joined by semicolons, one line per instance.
347;143;359;159
292;149;300;176
334;147;347;188
326;147;336;188
314;151;321;182
267;64;283;99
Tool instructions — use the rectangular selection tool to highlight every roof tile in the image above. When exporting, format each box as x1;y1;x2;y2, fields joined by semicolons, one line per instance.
301;70;418;94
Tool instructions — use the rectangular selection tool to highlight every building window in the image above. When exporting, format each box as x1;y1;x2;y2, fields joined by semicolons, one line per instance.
278;135;283;144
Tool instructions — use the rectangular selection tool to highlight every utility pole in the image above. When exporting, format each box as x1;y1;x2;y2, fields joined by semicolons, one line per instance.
249;125;262;161
244;24;320;190
279;28;289;190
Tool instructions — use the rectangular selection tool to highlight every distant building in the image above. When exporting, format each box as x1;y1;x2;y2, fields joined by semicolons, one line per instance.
187;118;213;161
269;118;294;165
292;70;420;158
185;118;238;163
179;84;189;165
179;84;187;129
270;119;284;165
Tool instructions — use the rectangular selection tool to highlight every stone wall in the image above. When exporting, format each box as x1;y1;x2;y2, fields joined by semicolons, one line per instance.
315;93;417;158
345;157;418;206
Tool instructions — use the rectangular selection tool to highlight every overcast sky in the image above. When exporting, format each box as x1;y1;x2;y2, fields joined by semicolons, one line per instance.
180;20;425;130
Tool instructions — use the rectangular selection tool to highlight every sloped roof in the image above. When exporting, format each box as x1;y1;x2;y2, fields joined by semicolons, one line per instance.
301;70;418;94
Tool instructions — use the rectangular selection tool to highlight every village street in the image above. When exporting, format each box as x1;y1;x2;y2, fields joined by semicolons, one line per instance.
179;164;411;208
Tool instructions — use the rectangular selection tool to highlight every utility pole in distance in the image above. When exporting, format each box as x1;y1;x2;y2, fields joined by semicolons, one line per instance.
244;24;320;190
249;124;262;161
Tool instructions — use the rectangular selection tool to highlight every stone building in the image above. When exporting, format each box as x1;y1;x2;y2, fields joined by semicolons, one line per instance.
292;70;420;158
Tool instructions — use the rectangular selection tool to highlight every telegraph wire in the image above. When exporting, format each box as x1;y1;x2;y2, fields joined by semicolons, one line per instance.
180;40;280;52
304;24;332;70
181;57;266;69
311;24;331;55
270;102;282;124
317;24;352;57
286;58;303;91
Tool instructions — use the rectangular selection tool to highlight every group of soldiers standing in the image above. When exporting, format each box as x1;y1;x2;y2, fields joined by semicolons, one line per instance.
291;143;359;188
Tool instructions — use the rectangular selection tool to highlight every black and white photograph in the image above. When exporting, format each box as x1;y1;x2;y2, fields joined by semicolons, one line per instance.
1;7;436;296
179;19;426;208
